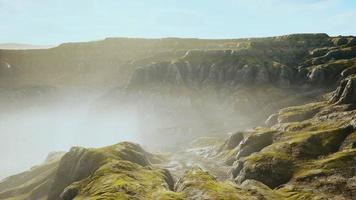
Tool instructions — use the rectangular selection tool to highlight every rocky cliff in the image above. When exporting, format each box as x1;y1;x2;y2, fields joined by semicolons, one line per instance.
100;34;356;148
0;37;251;88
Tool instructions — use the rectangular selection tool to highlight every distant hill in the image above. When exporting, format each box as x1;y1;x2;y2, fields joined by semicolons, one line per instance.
0;43;56;50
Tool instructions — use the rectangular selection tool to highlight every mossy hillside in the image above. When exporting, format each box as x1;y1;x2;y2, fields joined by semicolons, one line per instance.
239;179;284;200
277;186;328;200
48;142;165;200
273;114;350;133
272;125;353;159
0;154;63;200
230;100;355;190
311;149;356;174
295;149;356;180
175;168;291;200
62;160;176;200
266;119;352;157
151;190;185;200
175;168;250;200
283;149;356;199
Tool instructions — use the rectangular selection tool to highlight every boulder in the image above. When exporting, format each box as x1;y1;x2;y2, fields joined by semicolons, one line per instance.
235;130;275;160
219;132;244;151
231;160;243;178
235;152;294;189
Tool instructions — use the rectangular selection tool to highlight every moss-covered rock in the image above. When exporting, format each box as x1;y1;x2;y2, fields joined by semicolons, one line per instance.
218;132;244;151
277;185;329;200
267;121;353;159
61;160;175;200
235;129;275;160
48;142;164;200
218;128;276;165
235;151;295;188
240;179;284;199
175;168;248;200
291;150;356;199
277;102;327;123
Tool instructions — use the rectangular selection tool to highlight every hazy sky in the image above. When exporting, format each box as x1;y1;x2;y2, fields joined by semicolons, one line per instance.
0;0;355;44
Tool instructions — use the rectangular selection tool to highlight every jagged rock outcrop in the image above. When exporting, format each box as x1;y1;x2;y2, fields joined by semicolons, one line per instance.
235;151;295;189
218;132;244;151
217;129;275;165
330;74;356;105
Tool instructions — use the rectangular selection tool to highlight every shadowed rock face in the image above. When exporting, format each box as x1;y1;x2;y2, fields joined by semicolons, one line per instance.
330;74;356;105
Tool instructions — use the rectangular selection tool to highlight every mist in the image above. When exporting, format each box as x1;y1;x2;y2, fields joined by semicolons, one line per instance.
0;82;268;179
0;89;143;179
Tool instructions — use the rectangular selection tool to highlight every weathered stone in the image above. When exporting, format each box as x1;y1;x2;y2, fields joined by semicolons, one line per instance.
220;132;244;151
231;160;243;178
235;152;294;189
235;130;275;160
330;75;356;105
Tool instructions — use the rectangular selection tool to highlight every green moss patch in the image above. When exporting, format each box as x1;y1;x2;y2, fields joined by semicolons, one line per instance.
277;102;327;123
176;168;249;200
65;160;175;200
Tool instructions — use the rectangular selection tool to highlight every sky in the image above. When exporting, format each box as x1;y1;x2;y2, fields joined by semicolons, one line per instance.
0;0;355;45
